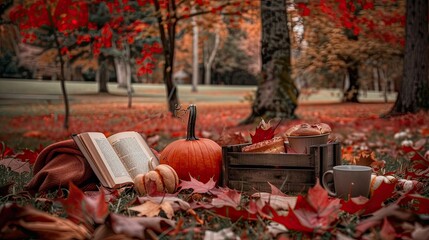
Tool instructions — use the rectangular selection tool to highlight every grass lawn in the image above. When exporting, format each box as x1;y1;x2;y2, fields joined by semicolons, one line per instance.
0;101;428;239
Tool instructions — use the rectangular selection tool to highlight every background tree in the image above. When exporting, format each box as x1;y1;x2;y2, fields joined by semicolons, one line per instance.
149;0;255;114
9;0;90;129
295;0;404;102
243;0;298;123
387;0;428;115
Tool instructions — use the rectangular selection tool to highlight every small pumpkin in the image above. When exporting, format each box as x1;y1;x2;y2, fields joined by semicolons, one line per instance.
134;160;179;195
159;104;222;183
396;179;423;192
369;174;397;196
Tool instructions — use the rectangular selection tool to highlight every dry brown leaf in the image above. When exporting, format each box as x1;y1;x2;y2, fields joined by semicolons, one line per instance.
0;203;90;240
129;200;174;219
352;150;385;170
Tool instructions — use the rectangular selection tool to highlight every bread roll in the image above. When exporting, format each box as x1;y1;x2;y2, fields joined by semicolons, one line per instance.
242;136;285;153
286;123;331;136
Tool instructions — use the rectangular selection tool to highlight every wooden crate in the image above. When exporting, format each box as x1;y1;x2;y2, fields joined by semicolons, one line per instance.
221;142;341;193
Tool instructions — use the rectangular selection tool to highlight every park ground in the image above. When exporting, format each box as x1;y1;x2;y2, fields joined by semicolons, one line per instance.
0;79;429;239
0;78;401;151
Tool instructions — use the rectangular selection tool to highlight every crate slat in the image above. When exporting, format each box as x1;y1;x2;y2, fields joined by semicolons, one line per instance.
228;180;314;193
227;153;313;167
221;141;341;193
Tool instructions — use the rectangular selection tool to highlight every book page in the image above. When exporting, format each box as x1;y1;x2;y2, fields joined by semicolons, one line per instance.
80;132;133;187
108;131;158;179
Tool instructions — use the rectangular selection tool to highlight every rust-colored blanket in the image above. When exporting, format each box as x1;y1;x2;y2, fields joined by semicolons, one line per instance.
26;139;99;194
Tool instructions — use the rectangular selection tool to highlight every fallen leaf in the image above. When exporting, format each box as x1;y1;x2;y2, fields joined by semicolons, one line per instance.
178;175;216;194
352;150;385;170
0;157;31;173
0;203;90;239
96;213;175;239
271;180;341;233
15;149;39;164
0;142;14;158
341;181;396;215
59;182;109;228
129;200;174;218
412;223;429;240
204;227;239;240
380;217;396;240
251;183;297;211
211;188;242;208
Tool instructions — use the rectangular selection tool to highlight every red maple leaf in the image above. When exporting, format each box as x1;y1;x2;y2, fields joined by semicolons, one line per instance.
15;149;38;164
178;175;216;194
59;182;108;229
0;142;15;158
398;193;429;214
341;181;396;215
250;119;280;144
271;180;341;233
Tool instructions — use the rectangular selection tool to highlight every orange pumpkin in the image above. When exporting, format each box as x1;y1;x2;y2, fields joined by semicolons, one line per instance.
134;161;179;195
159;105;222;183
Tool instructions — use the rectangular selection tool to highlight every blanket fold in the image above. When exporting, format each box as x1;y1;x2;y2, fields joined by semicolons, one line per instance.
26;139;99;194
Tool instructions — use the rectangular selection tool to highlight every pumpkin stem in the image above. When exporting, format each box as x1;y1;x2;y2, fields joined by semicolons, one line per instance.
187;104;199;141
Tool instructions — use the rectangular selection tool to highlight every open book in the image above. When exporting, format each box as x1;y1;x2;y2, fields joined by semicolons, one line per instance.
72;131;159;189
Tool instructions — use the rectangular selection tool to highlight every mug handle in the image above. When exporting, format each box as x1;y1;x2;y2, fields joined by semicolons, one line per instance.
322;170;336;197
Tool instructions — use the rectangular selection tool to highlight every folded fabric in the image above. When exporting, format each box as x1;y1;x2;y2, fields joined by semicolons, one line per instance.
26;139;99;194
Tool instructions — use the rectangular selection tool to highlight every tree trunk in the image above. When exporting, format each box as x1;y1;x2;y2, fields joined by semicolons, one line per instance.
154;0;179;115
204;29;220;85
97;57;109;93
45;1;69;129
387;0;429;115
242;0;299;124
343;62;359;102
191;7;199;92
114;56;133;108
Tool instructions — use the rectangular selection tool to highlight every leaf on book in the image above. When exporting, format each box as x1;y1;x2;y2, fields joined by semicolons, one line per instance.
178;175;216;194
100;213;175;239
60;182;109;227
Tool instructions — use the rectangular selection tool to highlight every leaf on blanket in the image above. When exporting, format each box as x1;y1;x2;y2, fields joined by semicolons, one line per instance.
60;182;109;228
0;203;90;239
178;175;216;194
